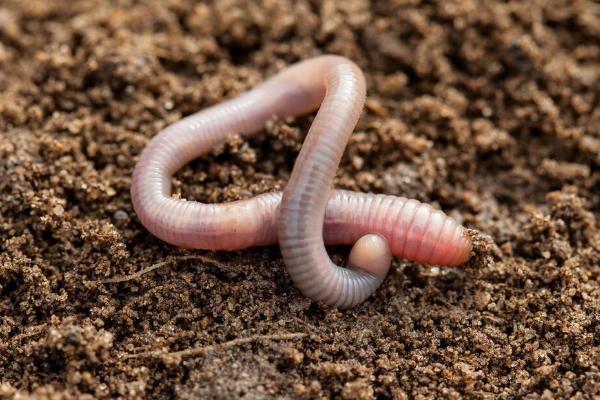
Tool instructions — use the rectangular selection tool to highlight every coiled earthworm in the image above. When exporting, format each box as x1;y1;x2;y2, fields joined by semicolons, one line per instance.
131;55;472;308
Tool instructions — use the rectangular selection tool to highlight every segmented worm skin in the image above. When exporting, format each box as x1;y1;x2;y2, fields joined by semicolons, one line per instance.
131;55;472;308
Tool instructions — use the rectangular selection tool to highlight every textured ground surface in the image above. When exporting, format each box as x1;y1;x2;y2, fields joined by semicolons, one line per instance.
1;0;599;399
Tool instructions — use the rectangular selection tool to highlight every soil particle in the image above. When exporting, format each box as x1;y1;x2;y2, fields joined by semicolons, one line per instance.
1;0;599;399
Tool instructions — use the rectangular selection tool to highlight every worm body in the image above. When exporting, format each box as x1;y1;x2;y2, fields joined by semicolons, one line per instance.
131;55;471;308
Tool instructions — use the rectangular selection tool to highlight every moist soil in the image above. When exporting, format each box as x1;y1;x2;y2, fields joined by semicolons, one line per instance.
1;1;599;399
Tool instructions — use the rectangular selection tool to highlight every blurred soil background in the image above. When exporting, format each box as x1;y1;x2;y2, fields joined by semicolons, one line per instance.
0;0;599;398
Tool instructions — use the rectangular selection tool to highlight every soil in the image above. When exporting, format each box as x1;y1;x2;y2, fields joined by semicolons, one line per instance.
1;0;599;399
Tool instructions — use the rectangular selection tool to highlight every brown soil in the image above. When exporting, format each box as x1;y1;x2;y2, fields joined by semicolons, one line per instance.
1;1;599;399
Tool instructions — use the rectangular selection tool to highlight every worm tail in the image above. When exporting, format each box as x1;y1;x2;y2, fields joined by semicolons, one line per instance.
323;191;471;267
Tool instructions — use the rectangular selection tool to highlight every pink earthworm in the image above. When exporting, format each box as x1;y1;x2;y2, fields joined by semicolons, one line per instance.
131;55;471;308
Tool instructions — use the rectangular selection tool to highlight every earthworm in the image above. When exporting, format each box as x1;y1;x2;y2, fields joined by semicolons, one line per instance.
131;55;472;308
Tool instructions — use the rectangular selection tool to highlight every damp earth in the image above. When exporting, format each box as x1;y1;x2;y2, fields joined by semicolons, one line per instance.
0;1;599;399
